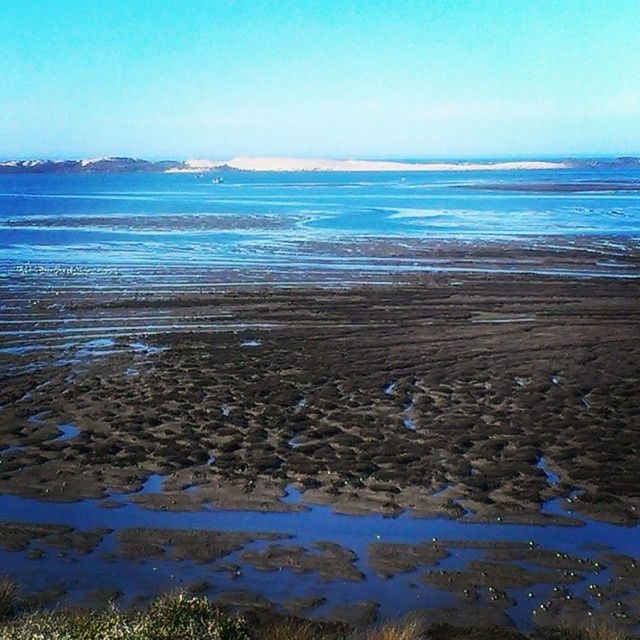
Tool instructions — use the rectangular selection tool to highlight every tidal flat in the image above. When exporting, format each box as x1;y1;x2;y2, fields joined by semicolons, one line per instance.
1;266;639;631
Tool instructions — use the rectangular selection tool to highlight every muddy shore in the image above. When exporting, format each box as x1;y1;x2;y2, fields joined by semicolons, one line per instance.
2;273;639;524
1;255;639;630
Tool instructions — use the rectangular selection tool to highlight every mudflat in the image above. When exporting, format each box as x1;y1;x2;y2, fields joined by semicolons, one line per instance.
1;257;640;630
1;273;639;524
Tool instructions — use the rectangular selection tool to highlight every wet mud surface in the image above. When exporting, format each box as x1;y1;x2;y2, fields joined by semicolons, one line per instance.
2;274;638;524
114;528;288;563
1;263;639;630
5;213;300;231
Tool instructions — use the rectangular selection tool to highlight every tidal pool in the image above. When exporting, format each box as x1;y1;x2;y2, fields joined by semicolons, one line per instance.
1;479;638;629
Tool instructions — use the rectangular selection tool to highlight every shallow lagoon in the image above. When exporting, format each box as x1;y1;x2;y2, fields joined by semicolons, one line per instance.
1;168;640;275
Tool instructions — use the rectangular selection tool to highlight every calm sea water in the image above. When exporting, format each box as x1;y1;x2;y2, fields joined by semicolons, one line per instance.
0;168;639;273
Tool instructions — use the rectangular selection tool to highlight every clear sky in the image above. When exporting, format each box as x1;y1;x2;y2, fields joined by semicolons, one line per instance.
1;0;639;159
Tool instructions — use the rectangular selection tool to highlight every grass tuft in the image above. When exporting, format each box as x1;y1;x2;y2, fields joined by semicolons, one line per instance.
258;618;324;640
365;620;425;640
0;592;251;640
0;577;19;622
578;623;626;640
256;617;350;640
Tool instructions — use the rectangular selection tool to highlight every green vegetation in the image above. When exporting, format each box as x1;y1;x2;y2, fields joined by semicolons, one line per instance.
0;593;251;640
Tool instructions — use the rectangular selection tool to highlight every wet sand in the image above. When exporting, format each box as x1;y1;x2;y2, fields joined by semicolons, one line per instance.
4;213;299;231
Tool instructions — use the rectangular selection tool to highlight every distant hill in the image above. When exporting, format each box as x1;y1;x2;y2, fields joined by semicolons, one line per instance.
0;157;181;174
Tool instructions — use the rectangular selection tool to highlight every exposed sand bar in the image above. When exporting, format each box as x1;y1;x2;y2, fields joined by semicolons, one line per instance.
464;181;640;192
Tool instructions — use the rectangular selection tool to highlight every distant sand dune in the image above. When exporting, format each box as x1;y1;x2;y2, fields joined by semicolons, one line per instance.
171;156;570;173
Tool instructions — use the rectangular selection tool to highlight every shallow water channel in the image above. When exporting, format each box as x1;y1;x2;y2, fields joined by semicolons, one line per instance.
1;467;638;629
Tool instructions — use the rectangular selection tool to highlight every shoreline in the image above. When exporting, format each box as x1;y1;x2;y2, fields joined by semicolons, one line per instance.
3;235;639;285
0;155;583;174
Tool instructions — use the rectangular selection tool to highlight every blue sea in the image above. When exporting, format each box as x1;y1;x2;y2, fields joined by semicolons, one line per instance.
1;168;639;279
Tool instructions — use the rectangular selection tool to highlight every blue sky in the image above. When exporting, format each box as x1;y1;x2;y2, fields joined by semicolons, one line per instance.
1;0;639;159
